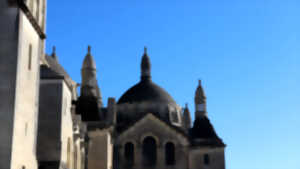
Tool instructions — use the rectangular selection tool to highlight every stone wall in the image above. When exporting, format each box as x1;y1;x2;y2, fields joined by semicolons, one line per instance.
0;1;19;168
10;8;41;169
37;79;64;165
60;82;75;169
87;130;113;169
189;147;225;169
116;114;189;169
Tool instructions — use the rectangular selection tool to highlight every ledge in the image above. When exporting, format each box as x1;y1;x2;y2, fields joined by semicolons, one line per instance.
16;0;46;39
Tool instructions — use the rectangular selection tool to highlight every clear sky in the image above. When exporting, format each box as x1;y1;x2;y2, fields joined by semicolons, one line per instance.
45;1;300;169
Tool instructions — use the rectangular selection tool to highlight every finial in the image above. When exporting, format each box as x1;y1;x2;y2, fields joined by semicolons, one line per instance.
141;46;151;81
198;79;202;86
88;45;91;54
51;46;57;60
185;103;188;108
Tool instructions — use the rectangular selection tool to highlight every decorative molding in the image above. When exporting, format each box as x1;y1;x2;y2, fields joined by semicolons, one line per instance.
16;0;46;39
140;132;160;146
118;113;189;146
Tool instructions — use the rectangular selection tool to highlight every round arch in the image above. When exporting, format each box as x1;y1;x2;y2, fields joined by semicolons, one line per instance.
142;136;157;166
165;142;176;165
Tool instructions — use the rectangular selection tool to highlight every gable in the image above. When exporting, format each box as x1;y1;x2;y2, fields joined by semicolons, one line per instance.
117;113;189;146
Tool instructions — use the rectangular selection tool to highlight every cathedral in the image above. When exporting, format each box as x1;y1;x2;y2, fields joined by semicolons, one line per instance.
0;1;226;169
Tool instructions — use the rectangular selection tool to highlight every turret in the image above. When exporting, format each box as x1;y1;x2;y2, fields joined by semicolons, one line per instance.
76;46;102;121
80;46;102;106
141;47;151;81
194;80;207;118
182;103;191;130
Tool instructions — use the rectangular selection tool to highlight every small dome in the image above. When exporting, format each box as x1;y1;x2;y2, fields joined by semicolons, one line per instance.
118;79;176;105
117;79;180;126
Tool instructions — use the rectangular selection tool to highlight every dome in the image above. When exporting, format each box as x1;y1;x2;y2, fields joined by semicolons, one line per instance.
116;48;182;126
118;79;176;105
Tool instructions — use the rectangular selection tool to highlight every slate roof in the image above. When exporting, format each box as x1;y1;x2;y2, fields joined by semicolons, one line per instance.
189;116;225;147
40;65;64;79
118;79;176;105
44;54;76;88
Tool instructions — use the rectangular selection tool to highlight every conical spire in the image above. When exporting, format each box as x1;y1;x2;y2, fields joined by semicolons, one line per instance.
141;46;151;81
183;103;191;130
80;45;102;105
82;45;96;69
195;80;207;118
195;80;206;102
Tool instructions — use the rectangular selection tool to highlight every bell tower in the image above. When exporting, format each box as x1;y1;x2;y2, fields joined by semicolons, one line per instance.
0;0;46;169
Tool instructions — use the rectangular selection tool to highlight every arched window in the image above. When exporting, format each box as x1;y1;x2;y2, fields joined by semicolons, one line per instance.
142;136;157;166
165;142;175;165
28;44;32;70
204;154;210;165
124;142;134;166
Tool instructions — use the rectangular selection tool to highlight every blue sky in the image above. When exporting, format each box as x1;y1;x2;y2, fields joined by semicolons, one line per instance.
45;1;300;169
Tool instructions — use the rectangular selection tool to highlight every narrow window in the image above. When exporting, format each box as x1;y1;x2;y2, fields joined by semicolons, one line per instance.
165;142;175;165
25;123;28;136
28;44;32;70
204;154;210;165
74;145;78;169
124;142;134;166
171;111;179;123
41;1;45;30
142;136;157;166
36;0;40;21
67;138;71;168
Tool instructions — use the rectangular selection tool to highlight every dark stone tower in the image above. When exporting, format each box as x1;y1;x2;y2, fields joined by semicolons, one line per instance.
76;46;102;121
182;103;191;130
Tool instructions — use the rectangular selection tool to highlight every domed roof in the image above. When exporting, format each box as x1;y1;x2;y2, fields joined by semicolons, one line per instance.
118;79;176;105
116;48;181;127
118;47;176;105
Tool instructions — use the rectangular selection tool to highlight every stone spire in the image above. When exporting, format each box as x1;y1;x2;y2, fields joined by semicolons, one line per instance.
141;46;151;81
80;45;102;106
82;46;96;69
182;103;191;130
194;80;207;118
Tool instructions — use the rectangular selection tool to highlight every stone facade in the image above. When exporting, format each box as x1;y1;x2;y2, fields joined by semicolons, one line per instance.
0;0;46;169
36;52;85;169
75;48;226;169
0;1;226;169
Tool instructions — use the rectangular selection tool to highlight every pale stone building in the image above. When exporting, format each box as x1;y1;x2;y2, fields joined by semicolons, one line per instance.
74;47;226;169
36;50;85;169
0;0;46;169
